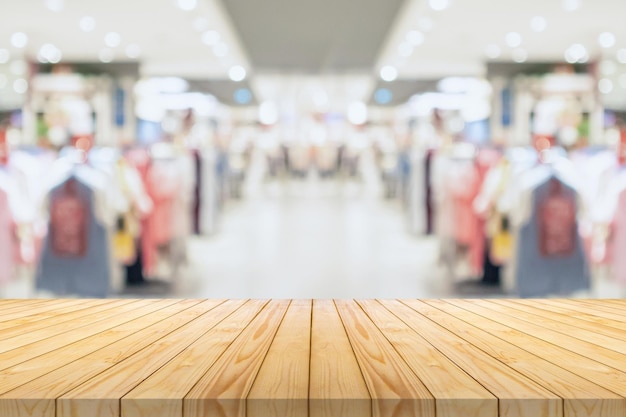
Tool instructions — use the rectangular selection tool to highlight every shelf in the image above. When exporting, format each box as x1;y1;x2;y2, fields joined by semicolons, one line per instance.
0;298;624;416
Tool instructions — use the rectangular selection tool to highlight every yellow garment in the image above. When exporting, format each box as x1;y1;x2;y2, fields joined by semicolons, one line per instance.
113;160;138;264
491;224;513;265
113;215;136;265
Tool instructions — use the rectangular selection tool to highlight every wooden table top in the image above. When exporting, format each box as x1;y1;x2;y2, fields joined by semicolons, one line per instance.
0;299;624;417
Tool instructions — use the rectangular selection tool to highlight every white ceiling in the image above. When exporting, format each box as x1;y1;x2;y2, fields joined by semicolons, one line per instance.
4;0;626;109
378;0;626;79
0;0;250;78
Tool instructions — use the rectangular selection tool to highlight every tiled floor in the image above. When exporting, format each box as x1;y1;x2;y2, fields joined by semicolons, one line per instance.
179;149;450;299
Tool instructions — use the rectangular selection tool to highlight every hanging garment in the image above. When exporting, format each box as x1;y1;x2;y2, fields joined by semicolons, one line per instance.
515;176;589;298
425;150;435;235
537;178;577;258
192;149;202;235
611;189;626;285
0;188;15;284
36;177;111;298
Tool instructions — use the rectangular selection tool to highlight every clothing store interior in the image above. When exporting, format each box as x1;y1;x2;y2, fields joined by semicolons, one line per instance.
0;0;625;300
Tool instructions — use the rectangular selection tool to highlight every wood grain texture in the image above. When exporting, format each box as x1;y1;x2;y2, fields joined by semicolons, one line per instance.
0;299;208;417
121;299;267;417
357;299;497;417
309;299;371;417
0;299;625;417
183;299;290;417
0;299;92;324
56;299;237;417
0;298;127;341
247;300;311;417
452;300;626;373
420;300;625;417
508;299;626;332
388;300;562;417
441;300;626;398
335;299;436;417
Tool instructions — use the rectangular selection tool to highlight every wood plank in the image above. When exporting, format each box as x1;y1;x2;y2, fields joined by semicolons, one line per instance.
335;299;436;417
0;298;128;341
56;299;246;417
0;300;144;354
121;299;268;417
183;300;290;417
507;300;626;332
490;299;626;347
0;299;53;314
548;300;626;322
309;299;370;417
0;300;178;379
0;299;142;355
0;300;81;322
457;300;626;369
356;299;496;417
440;300;626;397
0;299;209;417
576;300;626;313
0;299;98;326
384;300;562;417
417;299;625;417
247;300;311;417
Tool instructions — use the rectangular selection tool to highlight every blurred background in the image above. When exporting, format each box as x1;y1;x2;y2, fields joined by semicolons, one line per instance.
0;0;625;299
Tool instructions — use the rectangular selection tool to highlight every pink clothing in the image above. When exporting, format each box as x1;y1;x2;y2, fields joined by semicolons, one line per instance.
611;189;626;284
447;150;501;276
0;189;15;284
125;149;180;277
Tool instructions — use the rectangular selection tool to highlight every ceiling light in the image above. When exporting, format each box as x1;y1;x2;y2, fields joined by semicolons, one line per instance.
13;79;28;94
598;32;616;49
398;42;414;57
80;16;96;32
213;42;229;57
99;48;114;63
234;88;252;105
374;88;393;105
202;30;220;46
406;30;424;46
193;17;209;32
380;65;398;82
11;32;28;49
177;0;197;11
562;0;581;11
565;44;587;63
104;32;121;48
125;44;141;59
347;101;368;125
619;74;626;89
428;0;449;11
530;16;547;32
485;44;501;59
0;49;10;64
418;17;434;32
228;65;246;82
38;43;62;63
512;48;528;63
598;78;613;94
45;0;64;11
505;32;522;48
